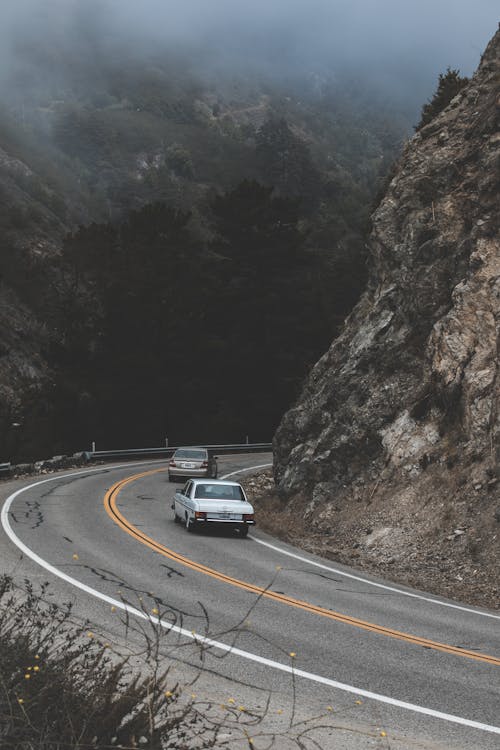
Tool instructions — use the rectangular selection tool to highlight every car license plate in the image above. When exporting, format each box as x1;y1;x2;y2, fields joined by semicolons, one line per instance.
181;462;195;468
220;512;230;519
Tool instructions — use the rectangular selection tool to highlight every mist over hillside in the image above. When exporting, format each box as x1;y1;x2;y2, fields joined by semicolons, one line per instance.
1;0;497;113
0;1;497;458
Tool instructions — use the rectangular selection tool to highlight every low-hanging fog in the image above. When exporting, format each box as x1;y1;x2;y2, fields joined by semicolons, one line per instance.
1;0;498;109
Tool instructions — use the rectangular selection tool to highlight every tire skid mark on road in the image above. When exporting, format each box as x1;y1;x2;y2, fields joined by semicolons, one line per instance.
105;470;500;668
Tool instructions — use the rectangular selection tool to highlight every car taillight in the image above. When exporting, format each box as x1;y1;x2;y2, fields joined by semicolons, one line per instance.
169;460;176;467
195;511;207;519
243;514;254;521
201;461;208;468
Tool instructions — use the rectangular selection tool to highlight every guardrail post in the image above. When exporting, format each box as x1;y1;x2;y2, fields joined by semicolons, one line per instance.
91;441;96;453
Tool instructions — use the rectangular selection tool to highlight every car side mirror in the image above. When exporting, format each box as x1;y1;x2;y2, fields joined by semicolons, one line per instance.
213;456;219;460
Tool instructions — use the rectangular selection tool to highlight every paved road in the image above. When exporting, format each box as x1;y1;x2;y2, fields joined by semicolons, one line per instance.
1;456;499;749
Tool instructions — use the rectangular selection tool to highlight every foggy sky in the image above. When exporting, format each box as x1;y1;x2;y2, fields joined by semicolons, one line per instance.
1;0;499;97
109;0;499;74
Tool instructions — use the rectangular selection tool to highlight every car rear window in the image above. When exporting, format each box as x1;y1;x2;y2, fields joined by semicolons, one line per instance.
175;449;207;460
194;484;244;501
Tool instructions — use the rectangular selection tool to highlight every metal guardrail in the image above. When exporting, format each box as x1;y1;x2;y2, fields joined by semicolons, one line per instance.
0;445;272;478
86;443;273;462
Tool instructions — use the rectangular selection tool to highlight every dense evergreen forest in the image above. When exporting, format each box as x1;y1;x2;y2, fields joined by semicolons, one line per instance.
49;183;367;448
0;28;420;456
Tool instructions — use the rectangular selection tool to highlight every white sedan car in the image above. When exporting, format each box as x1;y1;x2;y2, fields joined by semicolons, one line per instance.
172;479;255;537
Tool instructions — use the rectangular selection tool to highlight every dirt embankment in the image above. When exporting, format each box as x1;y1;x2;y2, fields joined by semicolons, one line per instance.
242;470;499;612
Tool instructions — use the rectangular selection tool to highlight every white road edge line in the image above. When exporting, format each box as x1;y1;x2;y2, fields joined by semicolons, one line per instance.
223;464;500;621
2;465;500;736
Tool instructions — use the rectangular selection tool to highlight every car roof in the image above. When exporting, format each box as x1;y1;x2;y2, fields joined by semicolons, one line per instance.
190;478;242;487
174;446;207;451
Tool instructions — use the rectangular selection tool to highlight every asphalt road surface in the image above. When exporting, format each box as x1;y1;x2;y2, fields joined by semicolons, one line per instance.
1;455;499;749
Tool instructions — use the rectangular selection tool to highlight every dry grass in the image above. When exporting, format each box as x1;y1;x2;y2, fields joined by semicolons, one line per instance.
0;576;197;749
1;574;384;749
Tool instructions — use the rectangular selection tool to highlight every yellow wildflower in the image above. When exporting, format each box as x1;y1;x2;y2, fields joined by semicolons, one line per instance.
238;706;245;712
17;698;24;704
34;655;40;660
24;674;31;680
33;666;40;672
380;731;387;737
289;652;296;658
151;608;159;615
72;553;79;560
326;706;333;711
228;698;235;704
165;691;173;698
87;632;94;638
355;699;362;705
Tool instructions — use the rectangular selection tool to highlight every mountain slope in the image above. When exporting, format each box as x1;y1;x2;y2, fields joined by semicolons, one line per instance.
272;27;500;606
0;41;412;459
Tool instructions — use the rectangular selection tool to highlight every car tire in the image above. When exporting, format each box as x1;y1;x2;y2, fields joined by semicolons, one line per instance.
186;515;195;533
239;526;249;538
168;475;175;483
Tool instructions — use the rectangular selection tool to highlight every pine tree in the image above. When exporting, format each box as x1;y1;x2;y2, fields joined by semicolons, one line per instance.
416;68;468;131
256;119;320;203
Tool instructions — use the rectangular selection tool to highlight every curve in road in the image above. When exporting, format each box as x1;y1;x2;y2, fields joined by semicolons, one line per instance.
1;459;500;742
104;468;500;667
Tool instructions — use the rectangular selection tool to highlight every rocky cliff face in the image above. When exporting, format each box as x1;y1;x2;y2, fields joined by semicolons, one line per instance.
273;29;499;602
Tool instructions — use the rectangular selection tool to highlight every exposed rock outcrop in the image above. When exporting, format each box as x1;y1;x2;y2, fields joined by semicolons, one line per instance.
273;28;499;603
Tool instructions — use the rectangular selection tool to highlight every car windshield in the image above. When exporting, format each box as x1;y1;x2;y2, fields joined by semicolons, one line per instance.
175;449;207;460
194;484;244;501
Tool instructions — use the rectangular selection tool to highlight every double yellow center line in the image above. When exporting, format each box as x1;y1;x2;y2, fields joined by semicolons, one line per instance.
104;469;500;667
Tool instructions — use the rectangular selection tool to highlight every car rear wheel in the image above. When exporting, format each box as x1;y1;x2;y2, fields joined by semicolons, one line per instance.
239;526;249;538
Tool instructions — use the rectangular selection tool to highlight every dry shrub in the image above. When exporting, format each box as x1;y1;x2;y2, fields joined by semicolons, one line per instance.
0;575;215;749
0;575;360;749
